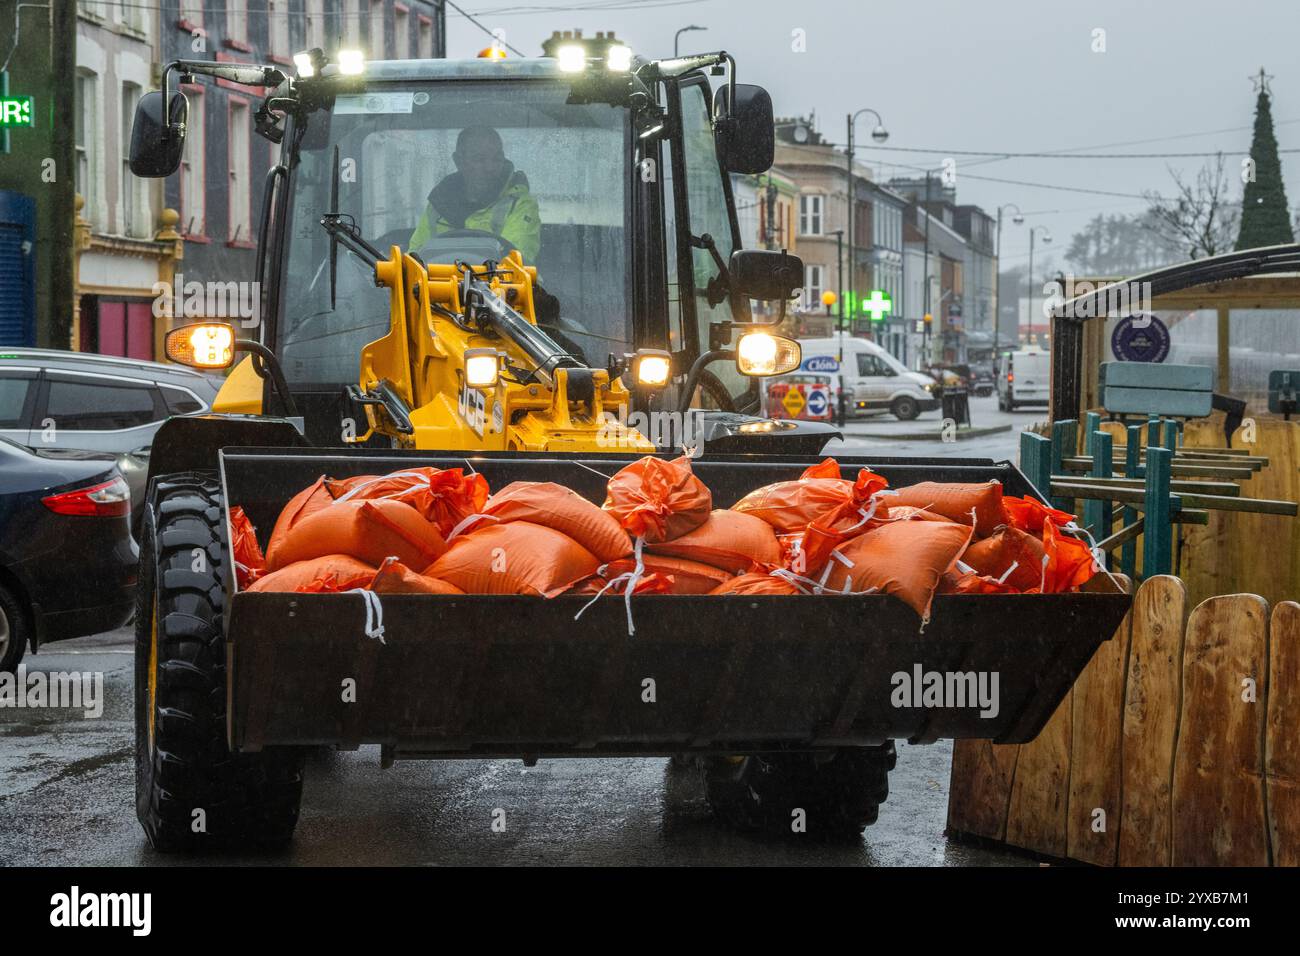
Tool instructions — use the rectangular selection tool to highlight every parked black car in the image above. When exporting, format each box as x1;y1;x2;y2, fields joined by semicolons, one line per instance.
0;437;138;672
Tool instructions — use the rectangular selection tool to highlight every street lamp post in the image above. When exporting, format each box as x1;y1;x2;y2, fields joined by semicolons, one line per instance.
827;228;846;425
674;25;705;56
845;108;888;340
1025;225;1052;347
994;203;1023;356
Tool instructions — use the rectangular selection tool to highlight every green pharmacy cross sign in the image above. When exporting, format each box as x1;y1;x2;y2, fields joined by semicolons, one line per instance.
0;96;34;128
863;289;893;321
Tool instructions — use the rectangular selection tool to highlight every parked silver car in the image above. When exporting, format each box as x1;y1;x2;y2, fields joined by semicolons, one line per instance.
0;349;222;453
0;350;223;531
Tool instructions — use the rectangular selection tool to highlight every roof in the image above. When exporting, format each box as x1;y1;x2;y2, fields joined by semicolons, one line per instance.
0;348;217;383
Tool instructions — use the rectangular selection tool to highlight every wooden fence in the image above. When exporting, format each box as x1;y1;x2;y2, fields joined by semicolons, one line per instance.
947;574;1300;866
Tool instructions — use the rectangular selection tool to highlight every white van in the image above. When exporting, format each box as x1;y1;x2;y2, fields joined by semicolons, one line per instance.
796;337;939;421
995;348;1051;410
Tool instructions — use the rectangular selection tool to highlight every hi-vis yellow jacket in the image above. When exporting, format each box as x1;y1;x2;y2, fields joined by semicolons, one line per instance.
409;165;541;261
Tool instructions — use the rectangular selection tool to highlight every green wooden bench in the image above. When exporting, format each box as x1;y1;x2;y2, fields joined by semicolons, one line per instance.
1100;361;1213;419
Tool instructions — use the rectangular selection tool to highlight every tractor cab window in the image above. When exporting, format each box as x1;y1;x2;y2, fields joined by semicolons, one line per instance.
278;80;632;387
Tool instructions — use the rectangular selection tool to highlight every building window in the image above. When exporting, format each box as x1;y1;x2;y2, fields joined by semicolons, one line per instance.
227;0;247;45
120;81;148;238
268;0;290;55
178;0;203;27
228;99;252;244
75;70;98;227
180;90;205;237
803;264;823;309
306;0;326;49
116;0;146;32
418;15;433;57
393;4;409;58
799;194;823;236
369;0;386;58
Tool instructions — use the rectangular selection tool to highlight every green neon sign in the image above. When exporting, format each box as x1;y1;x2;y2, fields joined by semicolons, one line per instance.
863;289;893;320
0;96;33;128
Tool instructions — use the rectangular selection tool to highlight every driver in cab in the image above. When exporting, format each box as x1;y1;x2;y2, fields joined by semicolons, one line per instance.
409;126;541;261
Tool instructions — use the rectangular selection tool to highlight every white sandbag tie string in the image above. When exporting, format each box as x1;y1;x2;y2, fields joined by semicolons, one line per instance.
996;560;1020;585
574;535;646;637
345;588;387;644
446;512;498;543
1061;520;1125;592
333;469;433;505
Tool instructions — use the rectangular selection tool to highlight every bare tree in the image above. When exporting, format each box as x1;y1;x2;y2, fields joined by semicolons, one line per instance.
1142;154;1240;259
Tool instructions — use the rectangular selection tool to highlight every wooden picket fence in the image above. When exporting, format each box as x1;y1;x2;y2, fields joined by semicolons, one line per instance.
946;574;1300;866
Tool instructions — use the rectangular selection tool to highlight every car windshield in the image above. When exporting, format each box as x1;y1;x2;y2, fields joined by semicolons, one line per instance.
277;79;631;386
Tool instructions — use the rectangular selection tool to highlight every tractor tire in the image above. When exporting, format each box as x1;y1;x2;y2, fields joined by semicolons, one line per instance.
135;472;305;852
703;743;897;838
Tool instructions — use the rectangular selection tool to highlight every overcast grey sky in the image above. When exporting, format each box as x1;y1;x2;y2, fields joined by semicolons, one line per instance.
446;0;1300;272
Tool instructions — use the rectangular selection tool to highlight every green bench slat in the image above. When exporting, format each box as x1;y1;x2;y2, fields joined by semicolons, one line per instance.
1103;386;1213;417
1100;362;1213;391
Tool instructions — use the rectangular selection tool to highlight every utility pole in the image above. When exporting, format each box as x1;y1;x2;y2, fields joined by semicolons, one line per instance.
846;109;888;346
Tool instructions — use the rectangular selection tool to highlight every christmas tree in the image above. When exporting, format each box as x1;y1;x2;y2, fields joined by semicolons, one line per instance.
1236;68;1295;250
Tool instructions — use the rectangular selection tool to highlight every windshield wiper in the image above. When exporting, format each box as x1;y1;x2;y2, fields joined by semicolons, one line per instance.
688;232;732;308
321;143;384;307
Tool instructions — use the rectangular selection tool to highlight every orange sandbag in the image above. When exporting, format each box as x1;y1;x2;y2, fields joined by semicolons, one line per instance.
266;476;340;561
709;572;801;596
425;521;598;597
798;472;892;573
1042;521;1098;593
369;557;464;595
882;505;956;524
822;520;974;620
597;553;733;595
266;498;448;572
646;509;782;574
328;467;489;537
960;524;1048;592
1001;495;1075;533
247;554;377;593
602;455;712;543
229;505;266;590
483;481;631;562
889;481;1004;537
939;570;1023;595
731;458;887;535
566;571;675;597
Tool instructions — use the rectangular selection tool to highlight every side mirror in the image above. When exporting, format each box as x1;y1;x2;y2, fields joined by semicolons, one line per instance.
129;90;188;178
728;249;803;300
712;83;774;173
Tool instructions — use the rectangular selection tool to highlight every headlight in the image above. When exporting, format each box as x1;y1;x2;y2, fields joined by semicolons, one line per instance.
337;49;365;75
464;349;500;388
736;331;801;377
631;349;671;389
165;323;235;369
606;44;633;71
556;44;586;72
924;382;935;392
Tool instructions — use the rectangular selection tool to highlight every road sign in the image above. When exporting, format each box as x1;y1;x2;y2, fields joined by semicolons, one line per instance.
805;386;828;417
1111;314;1170;363
781;387;806;417
803;355;840;373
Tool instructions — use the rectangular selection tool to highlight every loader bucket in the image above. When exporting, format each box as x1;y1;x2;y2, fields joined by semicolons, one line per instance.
218;448;1130;757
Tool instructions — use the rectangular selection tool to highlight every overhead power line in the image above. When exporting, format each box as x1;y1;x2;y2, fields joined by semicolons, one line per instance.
860;144;1300;160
